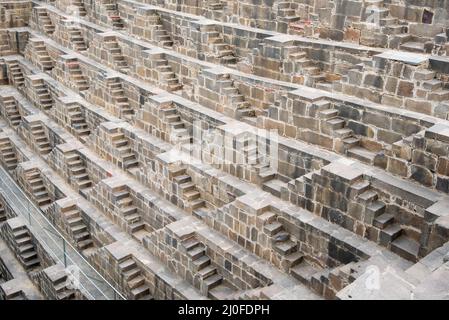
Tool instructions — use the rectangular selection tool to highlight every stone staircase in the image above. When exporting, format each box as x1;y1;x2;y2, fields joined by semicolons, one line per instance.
24;169;52;208
112;187;148;238
104;38;129;73
65;152;93;194
36;8;55;34
70;0;87;17
101;0;124;29
317;105;378;164
110;131;139;170
0;202;5;223
288;50;327;87
6;61;25;87
275;1;301;24
217;75;256;122
118;255;153;299
9;224;41;270
205;30;237;67
66;59;89;91
31;40;54;72
66;103;90;142
260;210;303;271
348;178;420;262
169;165;206;214
31;78;53;110
29;122;52;155
181;236;224;296
61;204;94;251
106;78;134;119
150;15;173;48
68;27;88;51
1;96;22;127
0;137;18;171
160;107;191;146
154;56;182;92
41;265;79;300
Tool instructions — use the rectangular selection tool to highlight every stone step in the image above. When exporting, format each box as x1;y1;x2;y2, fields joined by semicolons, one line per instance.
347;147;376;164
390;236;420;262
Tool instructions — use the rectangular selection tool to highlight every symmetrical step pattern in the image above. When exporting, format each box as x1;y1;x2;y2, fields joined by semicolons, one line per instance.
66;59;89;91
29;122;52;155
160;107;191;146
205;30;237;67
61;204;94;251
169;166;206;213
182;236;224;296
218;76;256;122
65;152;93;193
68;27;88;51
32;40;54;71
70;0;87;17
24;169;52;208
0;202;6;223
10;224;41;270
104;38;129;73
260;211;303;270
111;131;139;170
0;96;22;127
112;187;146;235
6;61;25;87
154;56;182;91
66;103;90;141
101;0;124;29
150;14;173;48
0;137;18;171
118;256;153;300
31;79;53;110
36;8;55;34
106;78;134;119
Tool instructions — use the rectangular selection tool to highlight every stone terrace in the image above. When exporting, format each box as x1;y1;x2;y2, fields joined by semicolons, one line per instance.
0;0;449;300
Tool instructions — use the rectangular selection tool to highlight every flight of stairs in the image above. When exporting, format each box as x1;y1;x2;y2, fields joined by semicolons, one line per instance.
0;137;18;171
1;96;22;127
66;103;90;141
0;202;5;223
288;50;327;87
112;187;147;236
31;79;53;110
106;78;134;119
275;1;301;23
6;61;25;87
104;39;129;73
29;122;52;155
118;256;153;300
161;107;191;146
70;0;87;17
154;57;182;92
110;131;139;170
260;211;303;270
68;28;88;51
10;224;41;270
218;76;256;122
317;105;378;164
101;1;124;29
205;30;237;67
36;8;55;34
24;169;52;208
150;15;173;48
61;204;94;251
32;40;54;71
45;265;77;300
66;59;89;91
182;236;224;296
169;166;206;214
65;152;93;194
